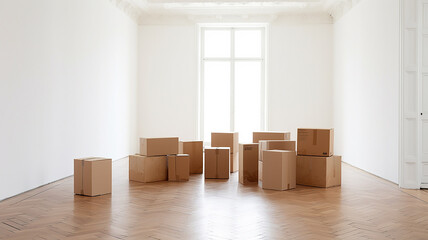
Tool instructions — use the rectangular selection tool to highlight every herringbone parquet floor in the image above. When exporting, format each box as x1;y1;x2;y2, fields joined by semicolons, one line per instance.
1;158;428;240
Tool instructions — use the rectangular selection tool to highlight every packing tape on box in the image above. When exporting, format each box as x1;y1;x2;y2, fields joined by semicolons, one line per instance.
81;160;85;195
166;155;169;174
167;155;178;181
333;157;336;178
313;129;318;145
215;148;219;178
175;155;180;181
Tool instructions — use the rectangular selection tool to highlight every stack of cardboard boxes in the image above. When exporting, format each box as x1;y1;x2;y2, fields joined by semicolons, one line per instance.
211;132;239;173
129;137;190;183
251;132;292;188
296;129;341;188
204;132;239;179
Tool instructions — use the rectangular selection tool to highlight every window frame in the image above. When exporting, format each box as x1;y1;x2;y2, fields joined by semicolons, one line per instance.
198;25;267;143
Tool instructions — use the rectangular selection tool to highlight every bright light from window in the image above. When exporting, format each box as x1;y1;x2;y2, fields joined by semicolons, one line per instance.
203;62;231;141
234;61;262;143
204;30;231;58
235;30;262;58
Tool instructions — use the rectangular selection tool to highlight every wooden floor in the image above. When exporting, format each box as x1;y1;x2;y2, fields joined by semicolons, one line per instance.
1;159;428;240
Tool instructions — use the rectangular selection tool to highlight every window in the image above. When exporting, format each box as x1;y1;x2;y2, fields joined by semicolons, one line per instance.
200;26;266;144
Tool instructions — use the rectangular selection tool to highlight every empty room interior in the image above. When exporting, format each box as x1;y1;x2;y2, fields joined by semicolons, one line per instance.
1;0;428;239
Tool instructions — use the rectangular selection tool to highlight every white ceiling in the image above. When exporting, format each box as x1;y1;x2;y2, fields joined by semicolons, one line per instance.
127;0;345;16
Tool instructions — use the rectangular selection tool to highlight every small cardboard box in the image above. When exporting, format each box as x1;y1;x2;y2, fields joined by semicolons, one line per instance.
296;155;341;188
211;132;239;154
140;137;179;156
258;161;263;188
129;155;167;183
253;131;291;143
259;140;296;161
168;154;190;182
297;129;334;157
205;147;230;179
239;144;259;184
179;141;203;174
74;157;112;197
262;150;296;191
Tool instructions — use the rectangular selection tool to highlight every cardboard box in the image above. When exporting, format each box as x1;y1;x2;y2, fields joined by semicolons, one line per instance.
259;140;296;161
74;157;112;197
140;137;179;156
297;129;334;157
253;131;291;143
296;155;341;188
129;155;168;183
239;144;259;184
179;141;203;174
211;132;239;154
211;132;239;172
168;154;190;182
262;150;296;191
205;147;230;179
258;161;263;188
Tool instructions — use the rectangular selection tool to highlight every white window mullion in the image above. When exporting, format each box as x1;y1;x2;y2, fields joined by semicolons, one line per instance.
200;28;205;142
261;27;267;131
230;28;235;132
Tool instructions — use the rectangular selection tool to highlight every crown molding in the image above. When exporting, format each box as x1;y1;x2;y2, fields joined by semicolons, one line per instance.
108;0;142;23
138;12;332;25
109;0;359;25
326;0;364;22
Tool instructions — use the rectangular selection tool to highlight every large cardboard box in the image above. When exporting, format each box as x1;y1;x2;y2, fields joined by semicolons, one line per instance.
129;155;168;183
297;129;334;157
205;147;230;179
296;155;341;188
211;132;239;172
253;131;291;143
259;140;296;161
239;144;259;184
262;150;296;191
140;137;179;156
168;154;190;182
74;157;112;197
179;141;203;174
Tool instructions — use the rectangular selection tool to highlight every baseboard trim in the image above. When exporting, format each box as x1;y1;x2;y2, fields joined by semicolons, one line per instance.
0;155;129;203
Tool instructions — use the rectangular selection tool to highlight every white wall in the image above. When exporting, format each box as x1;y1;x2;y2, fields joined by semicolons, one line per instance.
0;0;138;200
138;24;199;140
333;0;400;183
268;21;334;140
137;19;334;142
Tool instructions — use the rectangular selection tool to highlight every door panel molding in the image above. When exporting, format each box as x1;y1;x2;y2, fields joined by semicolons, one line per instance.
400;0;420;189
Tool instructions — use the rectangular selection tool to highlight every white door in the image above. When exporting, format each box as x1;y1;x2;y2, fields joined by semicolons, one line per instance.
420;0;428;186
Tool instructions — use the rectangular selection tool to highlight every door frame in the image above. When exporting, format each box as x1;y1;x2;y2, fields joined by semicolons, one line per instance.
419;0;428;188
399;0;425;189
